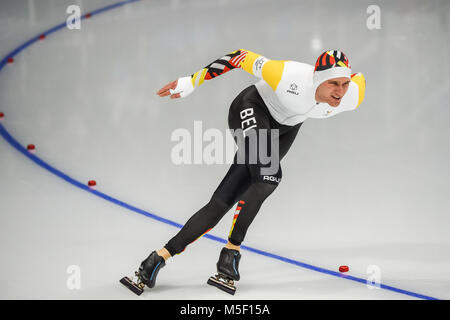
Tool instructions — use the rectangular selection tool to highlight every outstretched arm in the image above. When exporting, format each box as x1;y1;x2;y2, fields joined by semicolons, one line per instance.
156;49;286;99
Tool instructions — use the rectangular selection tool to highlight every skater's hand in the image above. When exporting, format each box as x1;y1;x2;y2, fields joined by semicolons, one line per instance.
156;76;195;99
156;80;181;99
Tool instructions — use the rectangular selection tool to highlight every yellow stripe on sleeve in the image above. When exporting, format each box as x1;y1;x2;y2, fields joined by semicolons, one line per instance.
239;50;262;75
191;70;200;87
261;60;285;91
197;68;208;87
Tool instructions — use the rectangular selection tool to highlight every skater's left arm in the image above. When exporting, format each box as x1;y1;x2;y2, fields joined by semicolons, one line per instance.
156;49;286;99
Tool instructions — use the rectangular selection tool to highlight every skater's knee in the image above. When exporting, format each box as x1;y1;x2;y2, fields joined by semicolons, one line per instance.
164;196;232;256
211;191;237;211
250;181;278;200
201;196;233;228
197;195;232;223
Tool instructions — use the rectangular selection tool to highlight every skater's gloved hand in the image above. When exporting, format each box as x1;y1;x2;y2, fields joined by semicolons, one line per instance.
156;76;194;99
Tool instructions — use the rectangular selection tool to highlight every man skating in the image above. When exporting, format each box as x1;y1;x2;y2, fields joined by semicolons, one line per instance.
121;49;366;295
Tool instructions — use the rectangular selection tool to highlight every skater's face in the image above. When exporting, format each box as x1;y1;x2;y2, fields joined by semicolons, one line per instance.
315;77;351;107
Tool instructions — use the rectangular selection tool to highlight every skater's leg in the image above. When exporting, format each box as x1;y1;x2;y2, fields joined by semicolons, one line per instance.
225;106;303;247
163;195;233;256
227;169;281;246
156;247;172;261
225;241;241;251
278;122;302;160
163;160;253;256
222;124;301;251
226;124;303;246
158;121;302;259
207;86;303;293
207;86;281;289
225;88;283;247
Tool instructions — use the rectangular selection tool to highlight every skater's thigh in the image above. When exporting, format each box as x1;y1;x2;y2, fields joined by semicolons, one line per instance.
215;92;275;206
213;161;251;207
279;122;303;160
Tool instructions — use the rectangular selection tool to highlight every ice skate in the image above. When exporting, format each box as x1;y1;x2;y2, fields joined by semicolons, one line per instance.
207;247;241;295
120;251;166;295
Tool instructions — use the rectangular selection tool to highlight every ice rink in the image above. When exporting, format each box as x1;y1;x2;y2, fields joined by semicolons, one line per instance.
0;0;449;300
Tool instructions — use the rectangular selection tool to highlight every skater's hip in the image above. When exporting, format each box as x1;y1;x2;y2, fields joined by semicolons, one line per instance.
229;85;298;133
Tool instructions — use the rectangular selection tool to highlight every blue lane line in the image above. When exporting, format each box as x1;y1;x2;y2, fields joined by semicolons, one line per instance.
0;0;140;72
0;1;439;301
0;123;183;230
0;124;439;301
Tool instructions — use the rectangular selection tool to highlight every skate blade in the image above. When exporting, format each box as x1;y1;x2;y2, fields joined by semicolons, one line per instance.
207;275;236;295
120;276;144;296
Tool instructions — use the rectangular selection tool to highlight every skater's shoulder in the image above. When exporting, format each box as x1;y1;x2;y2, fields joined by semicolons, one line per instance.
339;73;366;111
283;60;315;72
350;72;366;109
279;61;314;83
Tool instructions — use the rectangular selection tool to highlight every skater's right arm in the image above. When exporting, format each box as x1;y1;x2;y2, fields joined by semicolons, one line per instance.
156;49;286;99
